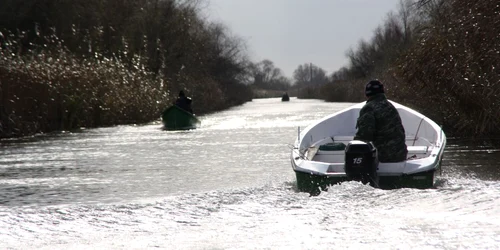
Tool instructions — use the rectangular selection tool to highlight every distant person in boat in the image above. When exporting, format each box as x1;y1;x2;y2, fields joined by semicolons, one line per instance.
282;92;290;101
175;90;193;114
353;80;407;162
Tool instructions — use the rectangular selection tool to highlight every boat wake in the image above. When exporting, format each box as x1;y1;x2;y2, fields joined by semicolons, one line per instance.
1;175;498;249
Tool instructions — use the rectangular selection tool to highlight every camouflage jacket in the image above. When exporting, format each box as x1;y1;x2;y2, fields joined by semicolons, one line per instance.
354;94;407;162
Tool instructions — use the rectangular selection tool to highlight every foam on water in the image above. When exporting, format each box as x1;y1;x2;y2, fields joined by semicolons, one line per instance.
1;176;498;249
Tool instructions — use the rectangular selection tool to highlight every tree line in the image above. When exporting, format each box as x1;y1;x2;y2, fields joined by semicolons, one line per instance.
0;0;325;138
304;0;500;138
0;0;255;138
4;0;493;138
247;60;331;98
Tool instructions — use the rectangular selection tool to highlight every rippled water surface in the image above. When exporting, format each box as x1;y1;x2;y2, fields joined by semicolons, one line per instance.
1;98;499;249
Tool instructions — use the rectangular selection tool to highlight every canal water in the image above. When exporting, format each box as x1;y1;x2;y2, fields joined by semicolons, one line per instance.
1;98;499;249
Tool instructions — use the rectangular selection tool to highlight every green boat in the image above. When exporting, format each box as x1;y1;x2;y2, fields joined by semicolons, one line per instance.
291;100;446;194
162;105;201;130
281;93;290;102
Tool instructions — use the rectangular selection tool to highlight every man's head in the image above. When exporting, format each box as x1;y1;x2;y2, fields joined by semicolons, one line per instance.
365;80;384;97
178;90;185;97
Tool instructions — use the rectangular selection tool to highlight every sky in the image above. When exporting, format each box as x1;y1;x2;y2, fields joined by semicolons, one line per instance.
205;0;402;78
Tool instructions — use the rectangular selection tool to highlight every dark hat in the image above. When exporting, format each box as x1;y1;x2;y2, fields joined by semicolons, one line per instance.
178;90;185;97
365;80;384;97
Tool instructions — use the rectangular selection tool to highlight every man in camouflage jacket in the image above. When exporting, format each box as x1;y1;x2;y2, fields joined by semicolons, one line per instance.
354;80;408;162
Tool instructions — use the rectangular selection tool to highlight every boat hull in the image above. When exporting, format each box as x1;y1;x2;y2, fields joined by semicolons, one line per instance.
290;100;446;194
293;160;442;194
162;105;200;130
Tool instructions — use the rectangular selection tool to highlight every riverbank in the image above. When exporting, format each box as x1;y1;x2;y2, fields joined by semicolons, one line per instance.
0;1;253;139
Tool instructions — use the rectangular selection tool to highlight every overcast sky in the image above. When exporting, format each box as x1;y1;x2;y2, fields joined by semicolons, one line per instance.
205;0;401;78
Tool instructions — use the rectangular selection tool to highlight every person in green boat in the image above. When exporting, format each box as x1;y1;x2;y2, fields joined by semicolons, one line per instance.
175;90;193;114
353;80;407;162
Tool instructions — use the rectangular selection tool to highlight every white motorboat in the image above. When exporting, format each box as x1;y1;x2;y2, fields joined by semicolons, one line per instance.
291;100;446;194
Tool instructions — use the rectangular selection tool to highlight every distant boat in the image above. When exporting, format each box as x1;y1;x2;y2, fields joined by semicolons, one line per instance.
281;93;290;102
162;105;200;130
291;100;446;194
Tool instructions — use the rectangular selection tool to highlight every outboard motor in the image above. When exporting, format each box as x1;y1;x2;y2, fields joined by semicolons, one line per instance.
344;140;379;187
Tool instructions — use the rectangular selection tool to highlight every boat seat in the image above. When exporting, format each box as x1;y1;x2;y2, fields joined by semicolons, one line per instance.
318;146;429;153
407;146;429;154
330;136;354;143
315;137;429;156
316;149;345;155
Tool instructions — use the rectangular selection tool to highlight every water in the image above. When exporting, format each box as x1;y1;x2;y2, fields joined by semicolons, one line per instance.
1;98;499;249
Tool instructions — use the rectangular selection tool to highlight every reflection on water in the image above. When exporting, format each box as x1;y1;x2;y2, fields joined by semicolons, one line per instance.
0;100;499;207
444;138;500;181
1;98;345;207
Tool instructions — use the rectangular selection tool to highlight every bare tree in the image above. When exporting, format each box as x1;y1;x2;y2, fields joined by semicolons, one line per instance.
293;63;328;86
250;60;291;90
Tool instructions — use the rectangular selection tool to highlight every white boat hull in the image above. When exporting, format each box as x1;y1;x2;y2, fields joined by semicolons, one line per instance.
291;100;446;193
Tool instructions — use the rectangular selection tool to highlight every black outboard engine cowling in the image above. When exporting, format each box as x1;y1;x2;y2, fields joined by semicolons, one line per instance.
344;140;379;187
